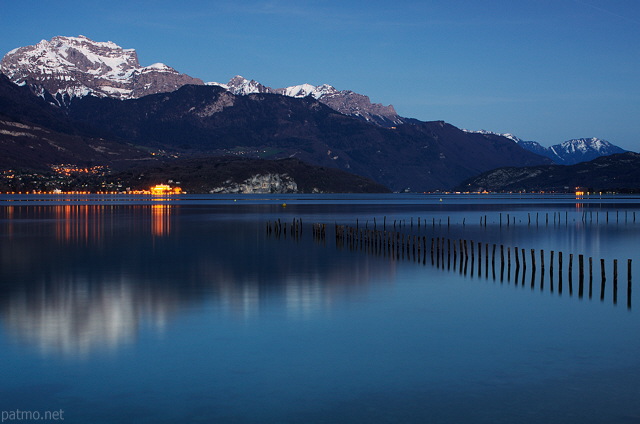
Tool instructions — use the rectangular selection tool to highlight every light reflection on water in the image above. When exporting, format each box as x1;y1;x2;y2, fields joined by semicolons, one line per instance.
1;194;640;423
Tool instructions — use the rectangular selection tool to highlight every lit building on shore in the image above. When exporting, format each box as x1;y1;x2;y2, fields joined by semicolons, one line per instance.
150;184;182;195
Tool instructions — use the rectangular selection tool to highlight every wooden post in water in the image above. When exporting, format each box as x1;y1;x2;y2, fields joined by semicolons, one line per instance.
453;240;457;267
570;254;579;294
460;240;465;274
558;251;563;294
539;253;545;291
507;247;511;281
485;244;489;277
558;251;563;271
589;257;593;299
569;253;574;295
492;244;496;267
628;259;633;309
613;259;618;304
471;240;475;261
569;253;573;275
579;255;584;298
492;244;496;280
531;249;536;270
600;258;606;301
549;250;554;292
500;245;505;282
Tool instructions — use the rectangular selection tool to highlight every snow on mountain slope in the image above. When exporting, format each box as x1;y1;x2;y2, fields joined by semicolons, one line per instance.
214;75;403;127
0;35;203;104
549;138;626;165
2;36;402;126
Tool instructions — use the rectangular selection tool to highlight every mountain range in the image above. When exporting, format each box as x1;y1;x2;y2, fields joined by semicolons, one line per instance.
0;35;633;192
0;35;401;127
463;130;626;165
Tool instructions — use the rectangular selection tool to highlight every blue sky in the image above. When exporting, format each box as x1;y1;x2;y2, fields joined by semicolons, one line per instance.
1;0;638;150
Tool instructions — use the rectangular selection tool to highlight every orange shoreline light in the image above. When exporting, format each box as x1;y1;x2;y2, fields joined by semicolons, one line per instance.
149;184;182;195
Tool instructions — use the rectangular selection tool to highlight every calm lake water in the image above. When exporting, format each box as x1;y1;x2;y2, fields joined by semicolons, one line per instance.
1;193;640;423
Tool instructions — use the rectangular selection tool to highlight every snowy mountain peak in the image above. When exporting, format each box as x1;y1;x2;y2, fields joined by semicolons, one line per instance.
558;137;611;153
141;63;174;72
224;75;272;95
0;35;203;103
462;129;524;143
280;83;320;98
464;129;626;165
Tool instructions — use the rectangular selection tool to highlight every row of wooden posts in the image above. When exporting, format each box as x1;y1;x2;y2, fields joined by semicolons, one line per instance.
320;211;639;231
264;210;639;237
334;224;633;308
267;218;633;308
265;218;303;239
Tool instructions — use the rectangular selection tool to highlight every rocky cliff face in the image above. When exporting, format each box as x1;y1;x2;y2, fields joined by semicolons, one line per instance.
0;35;203;104
209;173;298;194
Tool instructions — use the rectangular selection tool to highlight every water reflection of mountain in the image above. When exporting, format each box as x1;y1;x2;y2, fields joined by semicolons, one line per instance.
0;205;394;356
3;277;174;356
